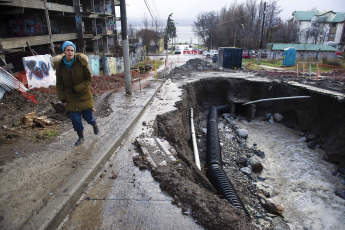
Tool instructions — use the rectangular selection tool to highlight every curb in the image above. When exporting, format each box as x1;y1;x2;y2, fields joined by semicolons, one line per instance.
26;79;165;230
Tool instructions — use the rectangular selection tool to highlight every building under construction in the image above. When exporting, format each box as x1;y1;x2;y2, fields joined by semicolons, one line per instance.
0;0;122;72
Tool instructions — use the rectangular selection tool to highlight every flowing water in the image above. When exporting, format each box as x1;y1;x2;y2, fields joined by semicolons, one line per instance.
238;119;345;230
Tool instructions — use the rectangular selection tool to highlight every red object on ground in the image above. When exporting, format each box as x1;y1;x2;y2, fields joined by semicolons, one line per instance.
21;91;39;103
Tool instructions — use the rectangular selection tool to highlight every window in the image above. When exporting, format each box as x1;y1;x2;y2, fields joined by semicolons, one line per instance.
331;23;336;27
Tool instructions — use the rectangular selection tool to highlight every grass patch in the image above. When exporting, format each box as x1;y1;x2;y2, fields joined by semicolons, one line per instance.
44;129;59;138
244;57;345;73
134;57;165;71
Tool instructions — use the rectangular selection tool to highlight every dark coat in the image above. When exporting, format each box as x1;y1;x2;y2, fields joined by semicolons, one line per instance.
53;53;93;112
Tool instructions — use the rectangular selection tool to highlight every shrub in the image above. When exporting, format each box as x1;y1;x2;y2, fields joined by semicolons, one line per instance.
321;57;345;68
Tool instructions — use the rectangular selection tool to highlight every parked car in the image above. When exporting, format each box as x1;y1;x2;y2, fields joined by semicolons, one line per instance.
212;53;218;63
174;47;181;54
260;52;268;58
242;51;257;59
335;50;343;57
204;49;218;57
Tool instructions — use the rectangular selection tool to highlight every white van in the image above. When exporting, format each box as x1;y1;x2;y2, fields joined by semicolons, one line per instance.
204;49;218;57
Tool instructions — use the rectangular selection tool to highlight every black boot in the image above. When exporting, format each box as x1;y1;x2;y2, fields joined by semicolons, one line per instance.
75;131;84;146
92;122;99;135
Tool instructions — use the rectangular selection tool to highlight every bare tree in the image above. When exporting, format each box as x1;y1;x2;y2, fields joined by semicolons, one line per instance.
192;11;219;50
193;0;294;50
305;16;324;44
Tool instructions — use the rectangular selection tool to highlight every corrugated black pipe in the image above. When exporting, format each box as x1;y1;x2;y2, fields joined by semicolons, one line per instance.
216;104;230;114
207;164;250;218
206;106;222;166
206;105;250;219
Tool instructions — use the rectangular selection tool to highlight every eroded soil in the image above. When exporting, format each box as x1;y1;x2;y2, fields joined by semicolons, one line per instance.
1;58;345;229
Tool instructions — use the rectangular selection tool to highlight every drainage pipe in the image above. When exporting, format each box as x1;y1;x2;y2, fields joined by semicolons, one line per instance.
206;105;250;219
191;108;201;170
206;106;222;166
242;96;311;105
207;163;250;218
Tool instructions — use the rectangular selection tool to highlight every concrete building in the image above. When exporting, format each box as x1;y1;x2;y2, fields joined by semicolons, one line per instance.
291;11;345;51
266;43;337;60
0;0;121;72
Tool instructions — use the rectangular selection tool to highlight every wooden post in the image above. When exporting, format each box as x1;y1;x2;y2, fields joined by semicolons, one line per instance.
44;0;55;55
73;0;84;53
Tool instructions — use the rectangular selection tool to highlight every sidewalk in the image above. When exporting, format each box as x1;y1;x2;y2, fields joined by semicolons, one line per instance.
31;78;168;230
57;59;203;229
0;55;197;230
0;75;166;230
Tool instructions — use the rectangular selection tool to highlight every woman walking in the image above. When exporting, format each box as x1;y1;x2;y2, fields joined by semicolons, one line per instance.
53;41;99;146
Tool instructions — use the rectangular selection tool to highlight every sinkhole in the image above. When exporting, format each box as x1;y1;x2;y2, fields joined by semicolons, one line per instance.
150;77;345;230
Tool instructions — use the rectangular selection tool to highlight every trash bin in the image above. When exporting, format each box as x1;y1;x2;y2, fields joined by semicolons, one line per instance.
282;47;296;66
218;47;243;69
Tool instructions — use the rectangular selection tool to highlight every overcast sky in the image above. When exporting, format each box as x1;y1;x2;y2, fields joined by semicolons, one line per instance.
124;0;345;26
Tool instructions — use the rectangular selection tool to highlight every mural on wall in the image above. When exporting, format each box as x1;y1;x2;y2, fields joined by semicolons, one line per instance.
96;21;104;34
107;17;115;31
102;56;117;76
22;55;56;89
104;1;112;14
88;55;100;76
95;1;112;14
116;58;123;74
9;17;43;37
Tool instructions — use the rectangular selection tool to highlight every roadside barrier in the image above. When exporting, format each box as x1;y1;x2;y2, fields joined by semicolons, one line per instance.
296;62;318;78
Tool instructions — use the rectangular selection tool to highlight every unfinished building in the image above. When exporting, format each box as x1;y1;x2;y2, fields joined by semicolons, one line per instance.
0;0;121;73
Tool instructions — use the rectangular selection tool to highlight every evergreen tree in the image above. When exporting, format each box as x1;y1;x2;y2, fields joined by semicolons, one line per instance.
165;13;177;49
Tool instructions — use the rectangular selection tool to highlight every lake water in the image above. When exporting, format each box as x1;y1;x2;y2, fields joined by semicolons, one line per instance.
175;26;197;44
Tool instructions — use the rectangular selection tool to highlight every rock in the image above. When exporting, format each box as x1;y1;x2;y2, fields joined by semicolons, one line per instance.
268;118;274;123
273;113;283;122
236;157;247;165
238;129;248;138
263;198;284;215
142;121;147;126
254;150;265;158
265;113;272;120
257;176;266;181
306;133;317;141
298;136;307;142
335;190;345;200
247;157;255;165
271;217;290;230
308;140;318;149
240;166;252;175
259;189;270;198
252;162;264;173
1;125;8;129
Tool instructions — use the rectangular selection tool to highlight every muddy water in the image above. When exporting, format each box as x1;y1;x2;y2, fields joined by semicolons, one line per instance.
238;119;345;230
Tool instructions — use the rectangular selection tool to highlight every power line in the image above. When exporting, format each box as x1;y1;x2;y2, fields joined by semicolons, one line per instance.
150;0;162;23
143;0;158;25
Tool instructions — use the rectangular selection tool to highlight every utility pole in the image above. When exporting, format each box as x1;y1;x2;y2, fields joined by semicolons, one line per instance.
258;1;266;65
233;25;237;47
120;0;132;95
166;29;168;68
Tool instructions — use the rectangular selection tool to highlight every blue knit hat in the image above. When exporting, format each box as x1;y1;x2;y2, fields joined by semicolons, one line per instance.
62;41;76;52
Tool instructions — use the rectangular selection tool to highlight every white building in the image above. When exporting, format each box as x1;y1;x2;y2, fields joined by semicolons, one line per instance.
291;11;345;51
